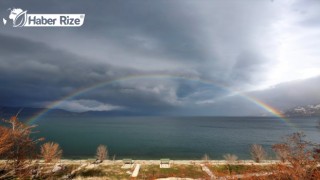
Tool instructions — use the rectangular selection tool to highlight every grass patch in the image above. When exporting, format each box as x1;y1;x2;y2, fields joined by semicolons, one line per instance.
77;169;106;177
77;168;106;177
209;164;275;176
101;165;131;179
75;165;130;179
31;163;130;179
138;164;208;179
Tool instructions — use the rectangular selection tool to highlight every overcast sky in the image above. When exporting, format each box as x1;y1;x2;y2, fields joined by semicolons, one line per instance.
0;0;320;116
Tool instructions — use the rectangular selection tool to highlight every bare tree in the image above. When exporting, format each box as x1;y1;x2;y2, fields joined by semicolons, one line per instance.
272;132;320;179
96;145;108;163
0;116;43;179
273;143;289;163
223;153;238;163
223;154;238;175
250;144;266;163
0;126;13;156
202;153;210;163
40;142;63;163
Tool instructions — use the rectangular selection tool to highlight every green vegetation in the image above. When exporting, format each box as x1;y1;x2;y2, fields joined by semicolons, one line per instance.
138;164;208;179
77;168;106;177
209;164;275;176
76;165;130;179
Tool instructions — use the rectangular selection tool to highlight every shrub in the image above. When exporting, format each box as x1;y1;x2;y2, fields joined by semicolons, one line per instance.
223;154;238;163
202;153;210;163
40;142;63;163
250;144;266;163
96;145;108;162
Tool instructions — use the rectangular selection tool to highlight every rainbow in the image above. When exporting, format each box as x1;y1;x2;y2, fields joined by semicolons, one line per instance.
25;73;297;130
244;96;297;129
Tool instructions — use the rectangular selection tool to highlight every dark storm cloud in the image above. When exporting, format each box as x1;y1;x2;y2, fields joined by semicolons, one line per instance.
1;0;207;62
0;34;195;113
2;0;275;78
0;34;128;106
0;34;124;86
0;0;320;115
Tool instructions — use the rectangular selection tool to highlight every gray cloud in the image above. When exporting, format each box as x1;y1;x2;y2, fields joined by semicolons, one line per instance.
230;51;269;84
250;76;320;110
0;34;195;113
58;99;123;113
0;0;320;115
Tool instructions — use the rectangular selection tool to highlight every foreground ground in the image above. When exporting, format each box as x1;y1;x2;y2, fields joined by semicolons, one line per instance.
1;160;282;179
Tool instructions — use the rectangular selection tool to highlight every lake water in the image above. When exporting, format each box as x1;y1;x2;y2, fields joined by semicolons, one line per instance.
29;116;320;160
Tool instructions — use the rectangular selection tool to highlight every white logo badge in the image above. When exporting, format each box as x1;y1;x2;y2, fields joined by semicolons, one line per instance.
3;8;85;27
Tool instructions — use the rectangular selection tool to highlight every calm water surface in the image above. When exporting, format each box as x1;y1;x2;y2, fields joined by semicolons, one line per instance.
28;116;320;160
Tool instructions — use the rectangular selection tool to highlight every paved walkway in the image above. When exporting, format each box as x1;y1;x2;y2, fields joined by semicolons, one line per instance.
201;164;217;179
131;164;141;177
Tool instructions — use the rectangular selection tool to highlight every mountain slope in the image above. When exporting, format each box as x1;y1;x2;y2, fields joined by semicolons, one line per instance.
284;104;320;117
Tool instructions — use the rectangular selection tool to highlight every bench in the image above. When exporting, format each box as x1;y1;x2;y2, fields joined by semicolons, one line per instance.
121;159;134;169
123;159;133;164
160;159;170;168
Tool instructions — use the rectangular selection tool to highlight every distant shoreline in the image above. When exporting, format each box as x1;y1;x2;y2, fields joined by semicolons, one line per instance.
1;159;281;165
64;159;281;165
